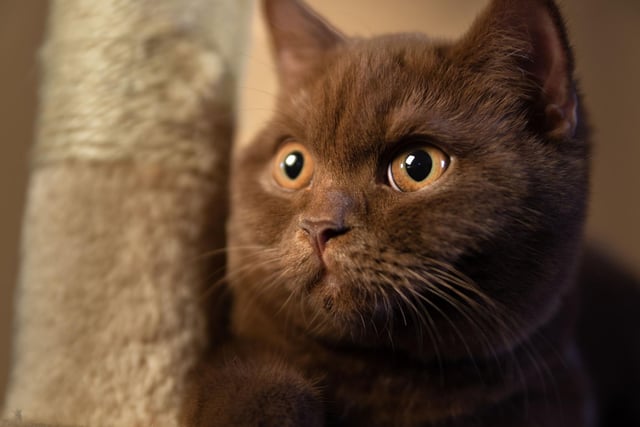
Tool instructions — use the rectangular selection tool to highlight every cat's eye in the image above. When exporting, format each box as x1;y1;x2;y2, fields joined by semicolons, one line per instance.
387;145;449;192
273;142;315;190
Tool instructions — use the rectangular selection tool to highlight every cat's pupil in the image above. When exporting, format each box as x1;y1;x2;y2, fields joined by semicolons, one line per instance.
404;150;433;182
283;151;304;180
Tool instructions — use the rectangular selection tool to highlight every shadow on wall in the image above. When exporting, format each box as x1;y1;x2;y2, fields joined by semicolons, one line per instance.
0;0;48;407
1;0;638;407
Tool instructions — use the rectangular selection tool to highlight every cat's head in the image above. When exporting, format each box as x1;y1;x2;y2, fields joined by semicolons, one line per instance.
227;0;589;359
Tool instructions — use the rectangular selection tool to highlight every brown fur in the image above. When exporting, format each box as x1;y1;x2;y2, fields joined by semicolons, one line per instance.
185;1;639;426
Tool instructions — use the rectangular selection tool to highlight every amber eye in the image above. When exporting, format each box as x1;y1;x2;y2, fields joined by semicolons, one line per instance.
387;145;449;192
273;142;315;190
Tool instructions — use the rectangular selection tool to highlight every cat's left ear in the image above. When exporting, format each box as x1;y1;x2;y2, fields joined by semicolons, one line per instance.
263;0;345;91
458;0;578;139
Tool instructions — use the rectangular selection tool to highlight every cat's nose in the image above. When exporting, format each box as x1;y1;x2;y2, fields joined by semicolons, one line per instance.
299;218;350;256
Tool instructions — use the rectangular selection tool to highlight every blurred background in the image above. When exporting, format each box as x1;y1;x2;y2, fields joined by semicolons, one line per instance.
1;0;638;404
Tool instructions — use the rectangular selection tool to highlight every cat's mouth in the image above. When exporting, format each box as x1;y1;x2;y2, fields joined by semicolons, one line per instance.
304;265;385;320
312;273;342;310
293;235;392;323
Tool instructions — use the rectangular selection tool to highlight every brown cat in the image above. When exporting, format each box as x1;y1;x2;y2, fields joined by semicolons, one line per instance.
184;0;640;426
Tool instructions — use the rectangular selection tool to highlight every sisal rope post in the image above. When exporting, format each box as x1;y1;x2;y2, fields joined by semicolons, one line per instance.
3;0;251;424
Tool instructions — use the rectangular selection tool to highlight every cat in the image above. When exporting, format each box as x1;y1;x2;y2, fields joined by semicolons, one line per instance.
183;0;640;426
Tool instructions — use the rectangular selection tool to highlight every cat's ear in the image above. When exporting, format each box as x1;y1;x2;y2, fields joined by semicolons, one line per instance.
263;0;345;91
458;0;578;139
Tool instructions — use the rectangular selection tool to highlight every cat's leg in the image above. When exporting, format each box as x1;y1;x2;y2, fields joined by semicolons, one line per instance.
182;349;324;427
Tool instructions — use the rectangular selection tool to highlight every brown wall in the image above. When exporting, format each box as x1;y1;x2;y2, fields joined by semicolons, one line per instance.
0;0;48;407
1;0;638;405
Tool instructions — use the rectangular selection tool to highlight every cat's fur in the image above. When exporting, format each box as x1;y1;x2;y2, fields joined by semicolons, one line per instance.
183;0;640;426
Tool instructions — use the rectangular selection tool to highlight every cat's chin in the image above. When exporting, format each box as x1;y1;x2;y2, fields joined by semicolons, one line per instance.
301;272;390;336
306;272;348;312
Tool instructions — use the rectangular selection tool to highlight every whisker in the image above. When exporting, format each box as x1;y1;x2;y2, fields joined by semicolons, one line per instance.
404;283;484;383
386;281;444;375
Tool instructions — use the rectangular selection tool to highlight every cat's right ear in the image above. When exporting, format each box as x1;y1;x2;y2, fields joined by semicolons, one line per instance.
263;0;345;91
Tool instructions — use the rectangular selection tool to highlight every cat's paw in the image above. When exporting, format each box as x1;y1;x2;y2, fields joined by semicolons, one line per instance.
182;356;324;427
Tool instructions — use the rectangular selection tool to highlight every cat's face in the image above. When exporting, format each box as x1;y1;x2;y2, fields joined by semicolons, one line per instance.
228;0;588;359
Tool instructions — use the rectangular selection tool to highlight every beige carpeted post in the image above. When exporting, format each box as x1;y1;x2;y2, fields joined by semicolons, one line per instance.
2;0;251;425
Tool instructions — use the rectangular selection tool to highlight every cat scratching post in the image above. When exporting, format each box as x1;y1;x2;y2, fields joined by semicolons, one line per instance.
3;0;250;425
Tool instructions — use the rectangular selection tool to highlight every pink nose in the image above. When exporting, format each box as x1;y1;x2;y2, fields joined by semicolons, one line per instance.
299;218;349;256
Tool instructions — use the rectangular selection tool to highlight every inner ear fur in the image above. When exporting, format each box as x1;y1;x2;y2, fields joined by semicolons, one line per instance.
456;0;578;139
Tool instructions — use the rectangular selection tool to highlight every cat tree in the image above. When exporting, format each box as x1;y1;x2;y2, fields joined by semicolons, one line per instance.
2;0;251;424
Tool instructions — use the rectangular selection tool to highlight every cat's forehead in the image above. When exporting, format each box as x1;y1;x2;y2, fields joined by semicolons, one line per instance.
279;34;479;158
312;34;447;114
283;35;460;162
